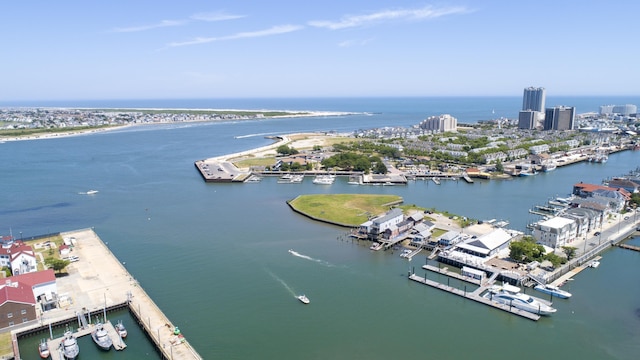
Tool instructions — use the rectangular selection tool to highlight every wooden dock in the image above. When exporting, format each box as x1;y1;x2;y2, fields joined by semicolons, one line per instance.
408;273;541;321
421;264;482;285
617;243;640;252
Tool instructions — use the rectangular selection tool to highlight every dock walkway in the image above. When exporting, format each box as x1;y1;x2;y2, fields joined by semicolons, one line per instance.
421;264;482;286
48;321;126;360
13;228;203;360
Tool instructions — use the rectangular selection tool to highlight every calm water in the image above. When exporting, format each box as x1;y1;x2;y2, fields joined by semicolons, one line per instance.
3;97;640;359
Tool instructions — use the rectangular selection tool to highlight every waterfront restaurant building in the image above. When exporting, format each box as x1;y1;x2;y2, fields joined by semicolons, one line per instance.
532;216;577;248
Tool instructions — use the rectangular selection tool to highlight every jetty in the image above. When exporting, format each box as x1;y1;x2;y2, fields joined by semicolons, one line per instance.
616;243;640;252
12;228;203;360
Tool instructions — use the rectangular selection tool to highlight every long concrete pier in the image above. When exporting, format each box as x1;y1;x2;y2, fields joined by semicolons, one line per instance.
12;228;203;360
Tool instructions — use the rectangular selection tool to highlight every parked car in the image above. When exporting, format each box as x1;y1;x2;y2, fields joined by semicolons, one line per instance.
594;231;601;236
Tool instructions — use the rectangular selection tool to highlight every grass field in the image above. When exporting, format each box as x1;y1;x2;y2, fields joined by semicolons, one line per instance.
288;194;403;226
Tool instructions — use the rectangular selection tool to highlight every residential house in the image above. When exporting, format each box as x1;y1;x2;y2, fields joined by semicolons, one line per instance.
532;216;577;248
0;281;37;329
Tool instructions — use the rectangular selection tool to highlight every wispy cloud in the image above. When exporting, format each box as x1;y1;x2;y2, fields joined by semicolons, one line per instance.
309;5;470;30
338;38;374;47
167;25;303;47
190;11;246;22
111;11;244;33
111;20;186;33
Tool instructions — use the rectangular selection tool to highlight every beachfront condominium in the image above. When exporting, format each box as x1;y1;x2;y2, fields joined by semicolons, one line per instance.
521;87;546;129
544;106;575;131
522;87;546;112
418;114;458;133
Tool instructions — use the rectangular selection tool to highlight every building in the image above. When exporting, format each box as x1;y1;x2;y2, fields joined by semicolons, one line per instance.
454;228;515;258
357;208;405;240
518;110;537;130
418;114;457;133
600;104;637;116
532;216;577;248
0;281;37;329
522;87;546;112
544;106;575;131
0;241;38;276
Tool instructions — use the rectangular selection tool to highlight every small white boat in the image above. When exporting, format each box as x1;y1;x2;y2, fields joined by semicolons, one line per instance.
60;331;79;359
86;190;99;195
38;339;50;359
369;242;383;251
115;320;127;338
589;260;600;268
534;284;572;299
297;295;310;304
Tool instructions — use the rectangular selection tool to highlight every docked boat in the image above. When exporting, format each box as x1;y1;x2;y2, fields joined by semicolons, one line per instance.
278;174;304;183
312;174;336;185
38;339;50;359
60;331;79;359
487;283;557;315
115;320;128;338
297;294;310;304
589;260;600;268
369;242;383;251
542;163;557;172
244;175;262;183
91;322;113;351
534;284;572;299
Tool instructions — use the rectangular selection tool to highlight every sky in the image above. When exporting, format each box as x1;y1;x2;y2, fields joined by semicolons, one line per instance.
1;1;639;101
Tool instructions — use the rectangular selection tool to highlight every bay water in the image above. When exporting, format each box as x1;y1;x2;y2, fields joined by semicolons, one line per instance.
4;97;640;359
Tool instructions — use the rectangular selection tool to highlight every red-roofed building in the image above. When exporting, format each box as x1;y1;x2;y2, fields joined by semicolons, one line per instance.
0;241;38;275
572;182;630;212
0;280;37;329
7;269;57;306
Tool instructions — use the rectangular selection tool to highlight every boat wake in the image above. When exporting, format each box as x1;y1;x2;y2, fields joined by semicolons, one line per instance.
234;132;278;139
266;270;296;297
288;249;334;267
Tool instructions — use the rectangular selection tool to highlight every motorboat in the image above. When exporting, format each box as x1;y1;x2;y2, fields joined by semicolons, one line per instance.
38;339;50;359
60;331;79;359
312;174;336;185
487;283;557;316
91;322;113;351
589;260;600;268
369;242;383;251
542;163;557;172
115;320;128;338
86;190;99;195
297;295;310;304
534;284;572;299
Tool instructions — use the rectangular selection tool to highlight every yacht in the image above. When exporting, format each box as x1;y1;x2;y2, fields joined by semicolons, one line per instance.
91;322;113;351
534;284;572;299
487;283;557;316
297;295;310;304
115;320;128;338
542;163;557;172
369;242;383;251
589;260;600;268
312;174;336;185
86;190;99;195
60;331;79;359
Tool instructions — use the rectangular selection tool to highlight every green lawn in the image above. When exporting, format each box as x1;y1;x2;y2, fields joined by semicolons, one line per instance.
288;194;403;226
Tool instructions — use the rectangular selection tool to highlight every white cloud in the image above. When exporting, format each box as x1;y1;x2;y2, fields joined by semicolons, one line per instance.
167;25;303;47
309;5;470;30
111;20;186;33
190;11;246;22
338;38;374;47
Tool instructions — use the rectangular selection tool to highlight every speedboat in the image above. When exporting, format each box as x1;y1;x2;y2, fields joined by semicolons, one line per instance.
86;190;99;195
115;320;128;338
297;295;310;304
91;322;113;351
38;339;50;359
369;242;383;251
312;175;336;185
487;283;557;316
534;284;572;299
60;331;79;359
589;260;600;268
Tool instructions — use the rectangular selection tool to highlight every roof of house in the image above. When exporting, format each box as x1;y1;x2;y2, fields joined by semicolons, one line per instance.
0;281;36;306
455;228;513;256
574;182;631;200
372;208;404;225
6;269;56;288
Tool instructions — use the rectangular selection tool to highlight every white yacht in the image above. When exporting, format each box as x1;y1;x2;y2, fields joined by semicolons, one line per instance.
534;284;572;299
60;331;79;359
369;242;383;251
312;174;336;185
91;322;113;351
297;295;310;304
487;283;557;316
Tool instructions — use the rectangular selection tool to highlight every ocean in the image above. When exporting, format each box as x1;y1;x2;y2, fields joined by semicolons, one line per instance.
4;97;640;359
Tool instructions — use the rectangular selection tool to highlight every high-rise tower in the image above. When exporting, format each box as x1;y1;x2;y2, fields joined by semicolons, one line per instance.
522;87;546;112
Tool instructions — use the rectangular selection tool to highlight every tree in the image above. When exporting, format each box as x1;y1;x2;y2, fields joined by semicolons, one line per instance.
45;257;70;273
509;236;545;263
276;145;298;156
495;159;504;173
561;246;577;260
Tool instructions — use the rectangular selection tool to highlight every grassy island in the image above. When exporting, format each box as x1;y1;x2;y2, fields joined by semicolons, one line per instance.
287;194;403;227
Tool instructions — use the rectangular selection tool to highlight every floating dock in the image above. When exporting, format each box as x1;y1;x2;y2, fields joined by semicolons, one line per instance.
48;320;126;360
616;243;640;252
408;272;543;321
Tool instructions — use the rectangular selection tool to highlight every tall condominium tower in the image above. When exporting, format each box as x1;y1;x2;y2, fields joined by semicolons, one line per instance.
522;87;546;112
544;106;575;131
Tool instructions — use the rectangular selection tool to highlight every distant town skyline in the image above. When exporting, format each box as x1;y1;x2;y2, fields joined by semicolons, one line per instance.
2;1;639;101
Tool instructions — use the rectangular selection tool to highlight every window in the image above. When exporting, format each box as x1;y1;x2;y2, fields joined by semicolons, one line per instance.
8;321;14;327
21;309;27;315
22;318;28;323
7;312;13;318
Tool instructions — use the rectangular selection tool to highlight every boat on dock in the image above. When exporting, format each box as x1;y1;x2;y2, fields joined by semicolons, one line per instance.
369;242;383;251
297;294;310;304
486;283;556;316
589;260;600;268
432;177;441;185
312;174;336;185
534;284;572;299
91;322;113;351
60;331;79;359
38;339;50;359
115;320;128;338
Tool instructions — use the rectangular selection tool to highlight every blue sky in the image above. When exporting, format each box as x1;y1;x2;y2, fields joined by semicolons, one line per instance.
1;1;638;100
